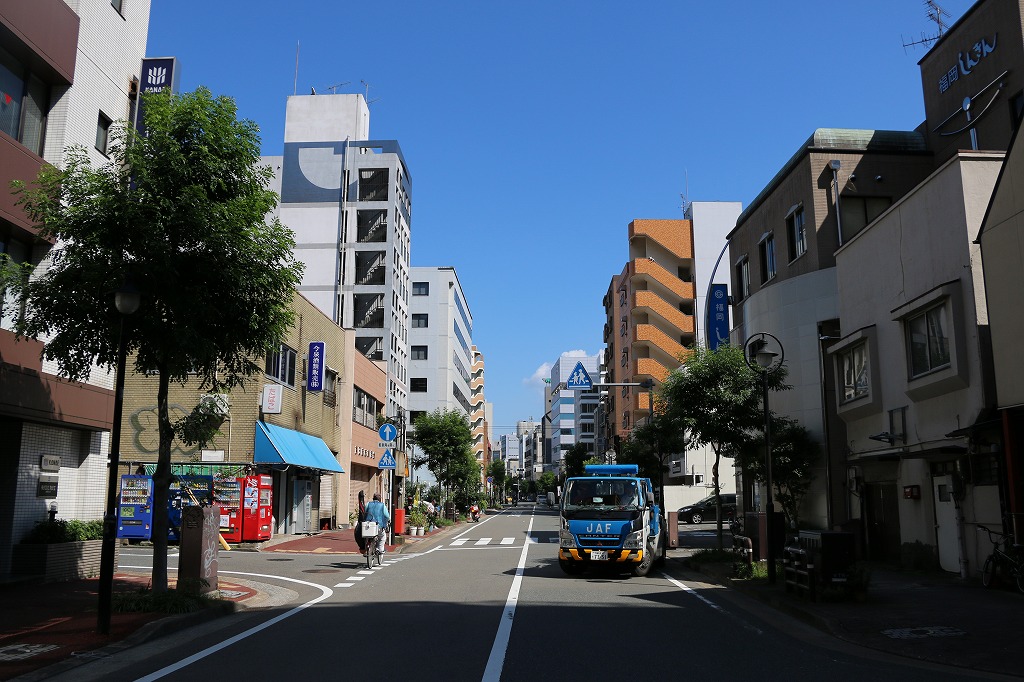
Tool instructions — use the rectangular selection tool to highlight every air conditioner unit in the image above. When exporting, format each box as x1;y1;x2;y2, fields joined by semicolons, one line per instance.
200;393;230;417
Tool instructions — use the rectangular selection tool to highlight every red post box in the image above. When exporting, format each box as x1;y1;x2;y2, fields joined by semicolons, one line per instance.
393;508;405;535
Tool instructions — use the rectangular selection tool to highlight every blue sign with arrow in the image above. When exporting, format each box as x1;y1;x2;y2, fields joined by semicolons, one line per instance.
378;449;397;469
378;423;397;442
566;361;593;390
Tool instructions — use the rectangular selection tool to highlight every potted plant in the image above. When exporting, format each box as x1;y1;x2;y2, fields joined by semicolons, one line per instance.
407;508;426;535
12;519;110;582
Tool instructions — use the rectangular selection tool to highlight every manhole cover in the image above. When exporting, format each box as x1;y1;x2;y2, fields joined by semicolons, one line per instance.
881;626;966;639
267;557;294;562
302;569;342;574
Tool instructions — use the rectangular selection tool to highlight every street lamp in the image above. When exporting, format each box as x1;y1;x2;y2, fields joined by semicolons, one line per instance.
98;279;140;634
744;332;784;585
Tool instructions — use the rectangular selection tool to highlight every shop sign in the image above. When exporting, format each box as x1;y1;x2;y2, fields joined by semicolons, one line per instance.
40;455;61;472
938;34;997;93
262;384;283;414
37;475;58;498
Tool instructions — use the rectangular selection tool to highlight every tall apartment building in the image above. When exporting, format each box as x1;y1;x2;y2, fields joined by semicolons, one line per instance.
603;220;696;446
407;266;474;481
0;0;151;574
518;420;540;480
543;353;600;472
470;346;489;476
265;94;412;426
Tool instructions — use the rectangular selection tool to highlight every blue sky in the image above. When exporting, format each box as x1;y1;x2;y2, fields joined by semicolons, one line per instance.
146;0;975;439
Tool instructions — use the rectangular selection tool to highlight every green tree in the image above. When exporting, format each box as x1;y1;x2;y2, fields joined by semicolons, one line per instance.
562;442;593;478
9;87;303;592
735;416;819;531
617;411;686;487
538;471;557;495
409;408;475;502
487;459;507;504
661;344;789;549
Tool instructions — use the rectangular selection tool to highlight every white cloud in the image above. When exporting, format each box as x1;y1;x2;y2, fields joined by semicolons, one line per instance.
525;362;552;390
561;349;588;358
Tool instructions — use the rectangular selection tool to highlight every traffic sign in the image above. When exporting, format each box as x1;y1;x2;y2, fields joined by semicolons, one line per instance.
378;449;397;469
566;361;593;390
378;423;397;442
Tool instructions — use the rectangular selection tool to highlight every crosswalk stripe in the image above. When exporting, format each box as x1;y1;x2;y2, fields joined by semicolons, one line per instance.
452;539;468;546
335;583;355;588
475;538;492;546
500;538;515;545
358;570;374;575
345;576;366;581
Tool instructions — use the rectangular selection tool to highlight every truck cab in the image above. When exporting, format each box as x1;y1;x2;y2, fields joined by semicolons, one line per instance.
557;464;665;576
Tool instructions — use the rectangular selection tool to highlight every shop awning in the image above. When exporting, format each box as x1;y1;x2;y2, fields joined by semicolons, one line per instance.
254;422;343;473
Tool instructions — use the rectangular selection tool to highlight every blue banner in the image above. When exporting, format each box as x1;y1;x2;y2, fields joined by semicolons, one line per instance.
308;342;325;392
707;284;730;351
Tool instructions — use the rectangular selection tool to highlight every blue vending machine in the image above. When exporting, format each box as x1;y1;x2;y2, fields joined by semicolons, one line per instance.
116;475;154;540
168;475;213;542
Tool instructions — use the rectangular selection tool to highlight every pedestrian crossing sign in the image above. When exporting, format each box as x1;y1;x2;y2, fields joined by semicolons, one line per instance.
378;449;397;469
566;361;593;390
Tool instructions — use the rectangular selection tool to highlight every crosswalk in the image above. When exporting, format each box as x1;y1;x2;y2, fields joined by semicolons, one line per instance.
334;554;417;588
446;536;558;548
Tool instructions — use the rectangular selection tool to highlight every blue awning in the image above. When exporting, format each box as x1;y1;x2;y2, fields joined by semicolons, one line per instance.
254;422;343;473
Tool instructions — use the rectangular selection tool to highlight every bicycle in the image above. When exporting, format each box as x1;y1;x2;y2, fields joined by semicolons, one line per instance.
363;523;385;569
978;524;1024;593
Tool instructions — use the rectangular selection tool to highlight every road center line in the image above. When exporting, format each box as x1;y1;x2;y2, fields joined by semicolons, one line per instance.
481;511;535;682
133;570;333;682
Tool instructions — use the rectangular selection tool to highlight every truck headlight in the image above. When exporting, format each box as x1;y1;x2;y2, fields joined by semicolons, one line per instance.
559;529;576;548
622;530;643;549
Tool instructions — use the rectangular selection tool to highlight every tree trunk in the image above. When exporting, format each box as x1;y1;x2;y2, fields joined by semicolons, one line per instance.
712;446;723;551
150;366;172;593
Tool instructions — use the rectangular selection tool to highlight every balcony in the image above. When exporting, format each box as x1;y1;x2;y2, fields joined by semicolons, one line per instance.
633;323;685;365
631;291;695;334
627;258;695;304
628;219;694;260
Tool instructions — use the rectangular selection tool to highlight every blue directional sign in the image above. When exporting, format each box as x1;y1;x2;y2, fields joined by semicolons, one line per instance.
378;423;397;442
378;449;397;469
707;284;730;351
566;361;593;390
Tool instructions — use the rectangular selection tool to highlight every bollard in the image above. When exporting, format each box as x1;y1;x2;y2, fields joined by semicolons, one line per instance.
179;505;220;595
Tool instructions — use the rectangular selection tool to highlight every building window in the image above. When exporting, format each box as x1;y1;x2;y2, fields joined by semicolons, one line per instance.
323;369;337;408
786;206;806;261
96;112;112;155
734;257;750;301
358;168;389;201
841;196;891;238
412;281;429;296
412;345;428;360
412;313;428;328
0;47;49;156
265;343;297;387
410;377;427;392
839;343;869;403
758;234;776;283
907;303;950;377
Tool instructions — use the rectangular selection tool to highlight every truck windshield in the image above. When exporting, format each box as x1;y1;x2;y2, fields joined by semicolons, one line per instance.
563;478;641;511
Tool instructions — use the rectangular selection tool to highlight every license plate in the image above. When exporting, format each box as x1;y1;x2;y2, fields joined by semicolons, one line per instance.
590;550;608;561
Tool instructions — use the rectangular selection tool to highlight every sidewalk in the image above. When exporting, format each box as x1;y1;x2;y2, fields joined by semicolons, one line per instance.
669;551;1024;678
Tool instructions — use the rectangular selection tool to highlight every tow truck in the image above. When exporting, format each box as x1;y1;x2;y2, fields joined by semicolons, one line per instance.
557;464;665;576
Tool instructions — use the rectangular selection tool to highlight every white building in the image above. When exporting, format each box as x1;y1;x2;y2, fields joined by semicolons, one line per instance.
544;353;600;472
264;94;412;424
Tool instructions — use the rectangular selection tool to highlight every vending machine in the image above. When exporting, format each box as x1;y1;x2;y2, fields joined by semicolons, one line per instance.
213;474;242;542
241;474;274;541
116;475;153;540
168;475;213;542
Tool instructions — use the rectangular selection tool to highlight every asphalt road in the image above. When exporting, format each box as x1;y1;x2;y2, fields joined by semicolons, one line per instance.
51;505;987;681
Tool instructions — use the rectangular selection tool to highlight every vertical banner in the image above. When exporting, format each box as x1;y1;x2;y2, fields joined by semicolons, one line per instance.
707;283;730;351
136;57;179;136
307;342;325;392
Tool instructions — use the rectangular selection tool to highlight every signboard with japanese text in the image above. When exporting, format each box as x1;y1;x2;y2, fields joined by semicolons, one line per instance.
307;342;325;392
262;384;283;414
707;284;730;351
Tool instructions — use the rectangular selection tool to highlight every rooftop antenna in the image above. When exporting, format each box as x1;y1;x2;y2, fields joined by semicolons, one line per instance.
360;79;381;106
902;0;951;52
293;41;299;95
322;81;351;94
680;170;691;216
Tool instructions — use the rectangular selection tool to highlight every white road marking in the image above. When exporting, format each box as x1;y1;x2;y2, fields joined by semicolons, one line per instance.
481;511;535;682
335;583;355;588
133;571;333;681
500;538;515;545
452;539;468;546
345;576;366;581
475;538;492;546
357;570;374;575
658;572;763;635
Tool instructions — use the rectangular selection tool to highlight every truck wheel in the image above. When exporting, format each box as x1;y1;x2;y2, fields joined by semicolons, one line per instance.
559;559;584;575
632;543;654;577
654;529;667;567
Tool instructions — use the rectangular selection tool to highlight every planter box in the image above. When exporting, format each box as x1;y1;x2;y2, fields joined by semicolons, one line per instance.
11;539;116;582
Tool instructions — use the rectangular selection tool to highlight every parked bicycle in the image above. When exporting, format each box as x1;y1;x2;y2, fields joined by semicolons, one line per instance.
978;524;1024;593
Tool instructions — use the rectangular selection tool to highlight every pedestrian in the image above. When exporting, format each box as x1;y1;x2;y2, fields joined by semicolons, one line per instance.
364;493;391;556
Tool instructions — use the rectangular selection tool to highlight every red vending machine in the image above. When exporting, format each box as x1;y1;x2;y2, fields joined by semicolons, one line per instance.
241;474;273;541
213;474;243;543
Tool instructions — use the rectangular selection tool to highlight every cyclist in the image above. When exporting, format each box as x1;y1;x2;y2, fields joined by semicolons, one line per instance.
364;493;391;557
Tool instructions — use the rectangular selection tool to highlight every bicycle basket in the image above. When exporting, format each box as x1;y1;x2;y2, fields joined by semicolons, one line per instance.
360;521;379;537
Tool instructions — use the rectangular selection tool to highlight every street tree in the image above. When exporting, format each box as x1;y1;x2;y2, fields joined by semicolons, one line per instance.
617;410;686;489
538;471;557;496
735;416;819;531
409;408;474;504
563;442;599;478
9;87;303;592
487;459;507;505
661;344;789;549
